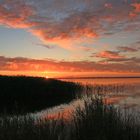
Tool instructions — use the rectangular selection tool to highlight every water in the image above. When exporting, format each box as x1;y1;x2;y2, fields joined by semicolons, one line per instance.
61;77;140;85
35;78;140;119
63;78;140;107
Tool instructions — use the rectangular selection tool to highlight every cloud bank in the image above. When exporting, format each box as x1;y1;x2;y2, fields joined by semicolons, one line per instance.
0;56;140;74
0;0;140;49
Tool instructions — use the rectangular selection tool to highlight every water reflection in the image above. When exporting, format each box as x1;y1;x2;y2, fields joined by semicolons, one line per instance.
62;78;140;106
62;78;140;85
35;78;140;120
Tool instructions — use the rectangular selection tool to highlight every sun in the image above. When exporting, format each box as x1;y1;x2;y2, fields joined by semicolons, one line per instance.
45;76;49;79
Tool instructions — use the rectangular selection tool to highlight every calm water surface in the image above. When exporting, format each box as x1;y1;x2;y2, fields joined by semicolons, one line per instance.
35;78;140;119
64;78;140;105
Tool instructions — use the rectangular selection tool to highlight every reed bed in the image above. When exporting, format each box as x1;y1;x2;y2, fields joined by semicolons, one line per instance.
0;96;139;140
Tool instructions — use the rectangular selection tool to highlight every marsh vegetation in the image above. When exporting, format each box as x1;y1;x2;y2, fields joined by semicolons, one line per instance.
0;76;139;140
0;76;83;114
0;96;139;140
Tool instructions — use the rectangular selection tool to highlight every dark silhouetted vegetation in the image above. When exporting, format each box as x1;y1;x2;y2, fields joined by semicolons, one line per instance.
0;96;139;140
71;96;140;140
0;75;139;140
0;75;83;114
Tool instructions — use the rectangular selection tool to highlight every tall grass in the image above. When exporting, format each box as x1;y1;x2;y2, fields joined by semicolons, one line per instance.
71;96;140;140
0;96;139;140
0;115;66;140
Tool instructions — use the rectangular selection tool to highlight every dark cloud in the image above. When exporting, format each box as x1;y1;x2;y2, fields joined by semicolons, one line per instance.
103;57;140;64
117;46;138;52
135;40;140;44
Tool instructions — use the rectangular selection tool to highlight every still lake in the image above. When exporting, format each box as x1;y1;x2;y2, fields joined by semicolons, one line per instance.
35;78;140;119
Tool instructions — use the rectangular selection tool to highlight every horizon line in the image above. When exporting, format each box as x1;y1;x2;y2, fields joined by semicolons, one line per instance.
58;76;140;79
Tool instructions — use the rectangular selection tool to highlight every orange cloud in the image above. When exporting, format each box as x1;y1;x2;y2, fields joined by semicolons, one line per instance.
0;56;140;75
0;0;140;50
0;0;35;28
131;3;140;13
130;3;140;18
129;11;137;18
95;51;124;59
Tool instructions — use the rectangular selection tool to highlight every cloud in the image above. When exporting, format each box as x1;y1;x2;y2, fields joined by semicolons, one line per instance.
0;0;140;49
117;46;138;52
131;3;140;13
135;40;140;44
0;55;140;73
129;3;140;17
93;51;124;59
0;0;35;28
35;43;54;49
78;46;94;52
102;57;140;64
104;3;113;9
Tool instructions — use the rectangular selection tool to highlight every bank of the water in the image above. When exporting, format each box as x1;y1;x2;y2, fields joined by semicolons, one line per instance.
0;76;83;115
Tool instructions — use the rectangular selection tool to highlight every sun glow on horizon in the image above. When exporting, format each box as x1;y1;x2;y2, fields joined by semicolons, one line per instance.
45;76;49;79
0;0;140;77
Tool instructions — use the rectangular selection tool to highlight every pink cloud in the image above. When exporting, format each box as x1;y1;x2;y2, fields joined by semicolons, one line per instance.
104;3;113;9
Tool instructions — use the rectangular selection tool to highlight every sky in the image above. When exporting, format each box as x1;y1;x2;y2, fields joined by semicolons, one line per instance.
0;0;140;78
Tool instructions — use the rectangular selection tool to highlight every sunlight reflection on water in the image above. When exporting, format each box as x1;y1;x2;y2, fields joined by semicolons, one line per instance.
34;78;140;120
